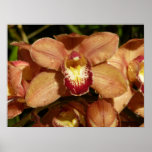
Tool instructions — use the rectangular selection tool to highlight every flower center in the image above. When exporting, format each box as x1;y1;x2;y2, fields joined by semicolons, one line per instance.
53;110;79;127
62;51;92;96
127;56;144;93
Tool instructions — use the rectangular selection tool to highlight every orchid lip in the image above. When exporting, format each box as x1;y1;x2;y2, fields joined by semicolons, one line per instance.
138;60;144;83
62;51;92;96
138;60;144;93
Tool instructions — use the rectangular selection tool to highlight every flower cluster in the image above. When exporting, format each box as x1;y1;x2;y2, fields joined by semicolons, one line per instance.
8;32;144;127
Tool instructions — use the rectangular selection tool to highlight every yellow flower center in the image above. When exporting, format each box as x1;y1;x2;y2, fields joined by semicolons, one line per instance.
54;110;79;127
63;51;92;96
139;61;144;83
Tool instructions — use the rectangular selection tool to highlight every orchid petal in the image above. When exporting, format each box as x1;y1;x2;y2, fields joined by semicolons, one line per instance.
127;56;144;93
10;60;29;70
54;33;88;50
10;60;33;81
8;100;25;119
8;85;16;99
8;62;27;97
107;39;144;113
120;39;144;63
68;101;87;116
108;39;144;78
30;38;68;71
111;86;133;113
52;109;79;127
91;63;127;98
140;123;144;127
11;41;41;79
22;80;30;95
18;46;41;80
10;41;31;50
87;99;118;127
42;105;61;126
128;92;144;117
79;32;119;66
25;71;66;108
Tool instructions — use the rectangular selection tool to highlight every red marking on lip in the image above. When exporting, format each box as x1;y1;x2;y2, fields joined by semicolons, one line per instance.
68;51;81;60
64;63;92;96
141;84;144;93
63;51;93;96
135;55;144;63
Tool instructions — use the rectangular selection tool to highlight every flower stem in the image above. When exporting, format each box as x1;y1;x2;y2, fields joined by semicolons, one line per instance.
12;100;62;127
27;25;51;39
12;112;32;127
67;25;82;35
18;25;29;43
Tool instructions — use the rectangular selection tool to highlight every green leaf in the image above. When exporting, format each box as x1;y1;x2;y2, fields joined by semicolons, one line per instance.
9;46;18;61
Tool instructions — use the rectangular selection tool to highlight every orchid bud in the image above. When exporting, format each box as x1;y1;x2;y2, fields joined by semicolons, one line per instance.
87;99;118;127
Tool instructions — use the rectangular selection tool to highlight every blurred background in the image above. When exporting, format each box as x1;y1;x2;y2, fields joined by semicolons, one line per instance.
8;25;144;127
8;25;144;61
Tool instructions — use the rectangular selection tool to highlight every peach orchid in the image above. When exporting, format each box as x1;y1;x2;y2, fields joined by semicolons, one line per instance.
8;46;40;119
10;32;127;108
107;38;144;115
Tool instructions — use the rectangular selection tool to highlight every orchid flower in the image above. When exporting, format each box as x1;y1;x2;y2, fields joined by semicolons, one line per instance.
8;60;30;119
8;44;41;99
8;45;40;119
39;99;87;127
41;98;119;127
8;60;29;99
53;101;86;127
107;38;144;114
11;32;127;108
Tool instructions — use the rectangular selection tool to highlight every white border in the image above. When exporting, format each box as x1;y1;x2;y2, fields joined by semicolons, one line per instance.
0;0;152;152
